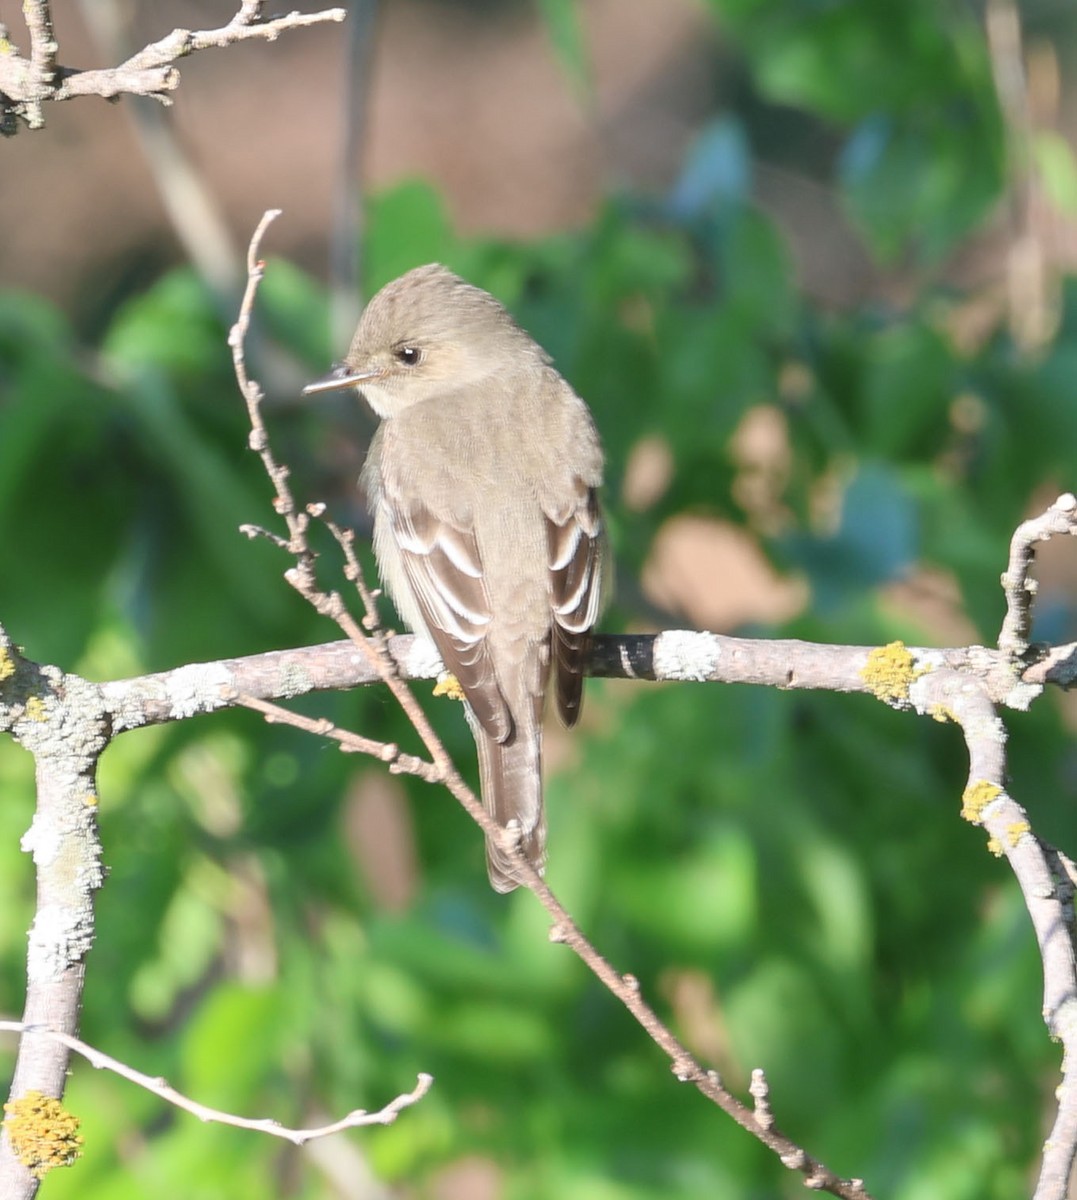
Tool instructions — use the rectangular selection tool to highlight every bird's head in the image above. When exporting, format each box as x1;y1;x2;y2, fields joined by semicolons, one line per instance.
304;264;542;417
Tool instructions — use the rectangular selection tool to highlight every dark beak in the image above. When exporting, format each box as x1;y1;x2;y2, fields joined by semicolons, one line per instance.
302;363;384;396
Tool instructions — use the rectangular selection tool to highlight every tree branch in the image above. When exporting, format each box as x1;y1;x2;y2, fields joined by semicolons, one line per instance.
908;666;1077;1200
999;492;1077;656
0;637;109;1198
0;2;346;131
0;1022;431;1145
87;629;1069;738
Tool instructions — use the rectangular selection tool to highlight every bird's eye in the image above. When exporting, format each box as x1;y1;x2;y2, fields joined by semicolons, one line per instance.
394;345;422;367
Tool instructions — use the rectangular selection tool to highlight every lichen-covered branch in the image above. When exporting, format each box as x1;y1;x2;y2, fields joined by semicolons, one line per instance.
907;666;1077;1200
0;635;109;1200
87;630;1068;738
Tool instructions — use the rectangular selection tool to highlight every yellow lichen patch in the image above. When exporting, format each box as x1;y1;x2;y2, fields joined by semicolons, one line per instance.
433;673;465;703
24;696;47;722
0;646;15;682
3;1091;84;1179
928;703;955;724
986;836;1004;858
1007;821;1031;847
860;641;919;705
82;793;98;808
961;780;1002;824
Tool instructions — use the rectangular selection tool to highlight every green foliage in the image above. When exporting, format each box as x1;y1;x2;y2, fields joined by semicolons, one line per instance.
707;0;1004;260
2;6;1075;1198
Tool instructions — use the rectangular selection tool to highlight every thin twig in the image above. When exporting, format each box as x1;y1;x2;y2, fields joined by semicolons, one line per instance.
235;692;442;783
229;212;873;1200
0;3;346;124
0;1021;431;1145
998;492;1077;656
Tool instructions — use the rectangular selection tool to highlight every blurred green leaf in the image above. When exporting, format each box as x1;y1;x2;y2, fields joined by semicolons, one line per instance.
183;985;285;1103
860;319;954;457
840;113;1000;262
103;271;224;379
781;462;919;611
257;257;332;365
0;290;72;358
365;181;456;290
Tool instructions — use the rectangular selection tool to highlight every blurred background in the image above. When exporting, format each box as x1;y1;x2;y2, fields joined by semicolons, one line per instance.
3;0;1077;1196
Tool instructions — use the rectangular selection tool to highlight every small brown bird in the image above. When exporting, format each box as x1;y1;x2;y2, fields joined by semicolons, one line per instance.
305;265;606;891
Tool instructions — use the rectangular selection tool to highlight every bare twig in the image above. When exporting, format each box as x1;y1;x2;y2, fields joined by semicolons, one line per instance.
0;2;346;130
998;492;1077;655
235;692;443;783
229;212;463;793
229;212;874;1199
533;862;870;1197
0;1021;431;1145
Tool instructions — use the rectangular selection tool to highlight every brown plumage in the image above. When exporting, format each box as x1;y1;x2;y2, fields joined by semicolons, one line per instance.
305;264;606;891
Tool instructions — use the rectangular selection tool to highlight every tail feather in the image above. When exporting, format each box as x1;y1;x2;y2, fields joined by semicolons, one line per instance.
470;712;545;893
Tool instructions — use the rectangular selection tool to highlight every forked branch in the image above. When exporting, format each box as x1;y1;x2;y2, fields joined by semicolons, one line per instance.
0;2;346;132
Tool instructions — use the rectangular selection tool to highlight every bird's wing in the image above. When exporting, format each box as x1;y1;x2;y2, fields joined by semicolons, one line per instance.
388;501;514;743
546;480;604;728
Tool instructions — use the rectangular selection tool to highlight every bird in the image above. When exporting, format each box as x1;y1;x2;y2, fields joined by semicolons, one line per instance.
304;264;606;892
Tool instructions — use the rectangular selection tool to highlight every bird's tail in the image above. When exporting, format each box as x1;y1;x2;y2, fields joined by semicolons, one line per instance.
470;710;545;893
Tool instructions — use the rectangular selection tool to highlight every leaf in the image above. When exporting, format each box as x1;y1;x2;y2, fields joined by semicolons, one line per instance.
365;182;456;292
840;113;1001;263
861;320;954;458
780;462;919;611
257;257;331;365
102;270;223;378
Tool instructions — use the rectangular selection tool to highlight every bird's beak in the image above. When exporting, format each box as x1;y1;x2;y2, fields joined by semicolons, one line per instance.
302;363;385;396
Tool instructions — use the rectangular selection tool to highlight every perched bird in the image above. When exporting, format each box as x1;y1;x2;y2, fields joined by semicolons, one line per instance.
305;265;606;891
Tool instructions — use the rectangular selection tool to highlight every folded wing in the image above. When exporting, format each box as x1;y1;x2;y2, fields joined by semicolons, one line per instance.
547;481;604;728
387;502;514;743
